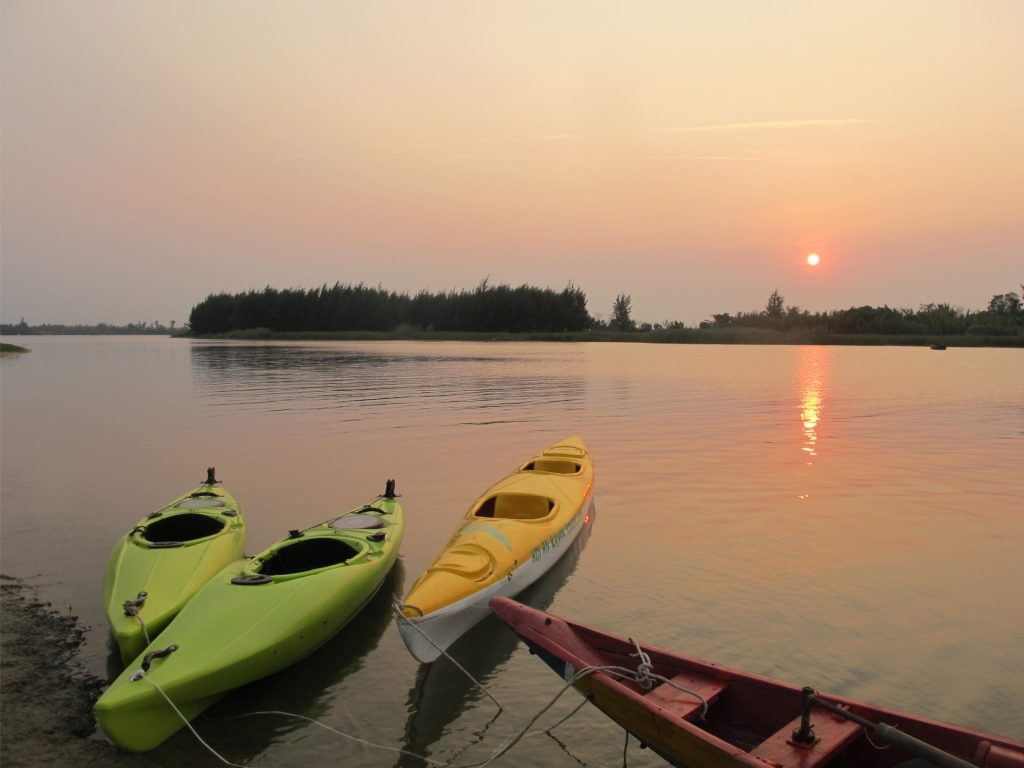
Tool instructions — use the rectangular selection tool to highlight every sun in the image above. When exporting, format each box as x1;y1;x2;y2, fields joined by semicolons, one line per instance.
806;253;820;266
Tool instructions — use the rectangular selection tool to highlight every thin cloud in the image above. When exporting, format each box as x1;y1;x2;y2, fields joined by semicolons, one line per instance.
660;118;878;133
470;133;579;144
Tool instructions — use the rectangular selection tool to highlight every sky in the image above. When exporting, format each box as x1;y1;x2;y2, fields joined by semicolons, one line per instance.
2;1;1022;327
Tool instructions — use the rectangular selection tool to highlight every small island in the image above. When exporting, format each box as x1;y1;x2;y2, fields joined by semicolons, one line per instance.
0;343;30;357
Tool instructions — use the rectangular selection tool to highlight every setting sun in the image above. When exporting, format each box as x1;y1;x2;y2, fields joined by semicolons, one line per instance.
807;253;821;266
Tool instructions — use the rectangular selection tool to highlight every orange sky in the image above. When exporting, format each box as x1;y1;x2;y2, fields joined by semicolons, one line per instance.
2;1;1022;325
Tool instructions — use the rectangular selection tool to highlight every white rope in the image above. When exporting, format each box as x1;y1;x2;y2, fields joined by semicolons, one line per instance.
127;628;695;768
392;600;504;713
540;697;588;735
227;711;445;766
131;613;151;647
450;658;713;767
132;671;247;767
628;637;653;690
137;673;444;767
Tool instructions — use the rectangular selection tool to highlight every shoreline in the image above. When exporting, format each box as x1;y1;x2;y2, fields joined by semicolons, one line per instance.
4;330;1022;347
0;575;155;767
187;329;1024;347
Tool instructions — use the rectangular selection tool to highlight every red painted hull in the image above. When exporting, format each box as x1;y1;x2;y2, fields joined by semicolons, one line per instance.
490;598;1024;768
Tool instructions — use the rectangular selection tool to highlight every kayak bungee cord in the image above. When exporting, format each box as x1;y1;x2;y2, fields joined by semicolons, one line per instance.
391;600;505;714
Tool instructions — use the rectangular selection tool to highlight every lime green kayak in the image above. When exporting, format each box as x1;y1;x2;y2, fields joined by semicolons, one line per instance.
103;470;246;665
95;482;404;752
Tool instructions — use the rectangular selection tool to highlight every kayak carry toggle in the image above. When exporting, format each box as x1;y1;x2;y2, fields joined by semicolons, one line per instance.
139;644;178;673
122;592;148;617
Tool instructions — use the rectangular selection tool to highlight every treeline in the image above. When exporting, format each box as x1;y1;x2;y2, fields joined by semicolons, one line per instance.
187;281;591;335
702;289;1023;337
0;319;179;335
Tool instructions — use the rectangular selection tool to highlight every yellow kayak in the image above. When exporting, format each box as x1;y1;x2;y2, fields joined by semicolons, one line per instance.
398;436;594;662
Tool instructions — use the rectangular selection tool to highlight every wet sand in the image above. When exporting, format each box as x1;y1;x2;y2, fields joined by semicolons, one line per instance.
0;575;157;768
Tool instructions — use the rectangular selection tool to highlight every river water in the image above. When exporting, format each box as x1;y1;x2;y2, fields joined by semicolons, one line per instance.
1;336;1021;767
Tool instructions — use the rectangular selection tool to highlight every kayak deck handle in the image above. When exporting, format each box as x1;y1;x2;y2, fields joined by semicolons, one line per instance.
139;644;178;673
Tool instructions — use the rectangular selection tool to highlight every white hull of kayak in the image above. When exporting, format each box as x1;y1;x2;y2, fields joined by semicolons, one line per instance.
398;494;593;663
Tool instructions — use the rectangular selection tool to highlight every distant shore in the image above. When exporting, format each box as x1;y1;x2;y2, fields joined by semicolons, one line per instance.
187;328;1024;347
4;330;1022;347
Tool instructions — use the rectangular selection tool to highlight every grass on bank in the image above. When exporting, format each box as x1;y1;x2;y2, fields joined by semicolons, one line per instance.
0;343;30;356
196;327;1024;347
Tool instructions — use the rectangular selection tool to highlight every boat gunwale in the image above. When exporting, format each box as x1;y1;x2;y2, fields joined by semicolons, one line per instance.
492;598;1024;768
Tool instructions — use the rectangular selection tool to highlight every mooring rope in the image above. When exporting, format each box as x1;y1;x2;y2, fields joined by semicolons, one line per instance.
222;711;445;766
127;632;688;767
132;671;247;768
122;592;151;647
131;614;151;647
628;637;653;690
392;600;504;713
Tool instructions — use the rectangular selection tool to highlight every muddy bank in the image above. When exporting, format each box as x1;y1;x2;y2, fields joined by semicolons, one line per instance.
0;575;157;768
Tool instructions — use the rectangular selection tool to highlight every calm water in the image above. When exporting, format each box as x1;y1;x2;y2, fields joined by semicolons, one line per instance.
1;336;1022;767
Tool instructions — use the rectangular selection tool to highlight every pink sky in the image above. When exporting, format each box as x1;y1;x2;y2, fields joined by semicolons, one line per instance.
2;1;1022;326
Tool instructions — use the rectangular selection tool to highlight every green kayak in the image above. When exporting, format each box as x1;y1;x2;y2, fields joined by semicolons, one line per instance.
103;469;246;665
95;481;405;752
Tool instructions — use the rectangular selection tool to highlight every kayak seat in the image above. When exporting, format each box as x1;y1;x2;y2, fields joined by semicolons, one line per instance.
475;493;554;521
143;513;226;543
750;708;862;768
522;459;581;474
258;538;361;576
645;672;727;721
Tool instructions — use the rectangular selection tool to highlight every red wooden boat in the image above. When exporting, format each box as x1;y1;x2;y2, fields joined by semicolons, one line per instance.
491;597;1023;768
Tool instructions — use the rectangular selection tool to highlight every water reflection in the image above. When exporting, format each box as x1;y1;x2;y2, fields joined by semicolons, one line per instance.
396;504;597;767
796;346;831;467
189;343;585;427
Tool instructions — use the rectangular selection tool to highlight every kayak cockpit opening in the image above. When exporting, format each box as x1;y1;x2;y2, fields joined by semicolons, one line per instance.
474;493;554;521
142;513;226;543
257;538;361;575
521;459;581;474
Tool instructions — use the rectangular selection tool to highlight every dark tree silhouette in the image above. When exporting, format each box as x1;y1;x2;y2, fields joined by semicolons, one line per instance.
610;294;636;331
186;281;593;335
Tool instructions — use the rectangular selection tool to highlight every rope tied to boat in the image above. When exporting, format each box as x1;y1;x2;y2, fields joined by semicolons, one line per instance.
129;669;247;768
391;599;504;713
628;636;654;690
122;591;151;646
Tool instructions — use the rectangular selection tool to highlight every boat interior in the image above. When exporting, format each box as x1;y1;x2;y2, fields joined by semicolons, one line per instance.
257;538;361;575
521;458;581;474
565;620;1023;768
474;493;554;520
142;513;226;543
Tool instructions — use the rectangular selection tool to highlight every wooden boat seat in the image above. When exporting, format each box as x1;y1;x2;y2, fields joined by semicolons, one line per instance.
644;671;728;721
750;708;863;768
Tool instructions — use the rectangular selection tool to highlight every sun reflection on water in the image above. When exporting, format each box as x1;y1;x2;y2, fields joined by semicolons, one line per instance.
797;346;831;469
